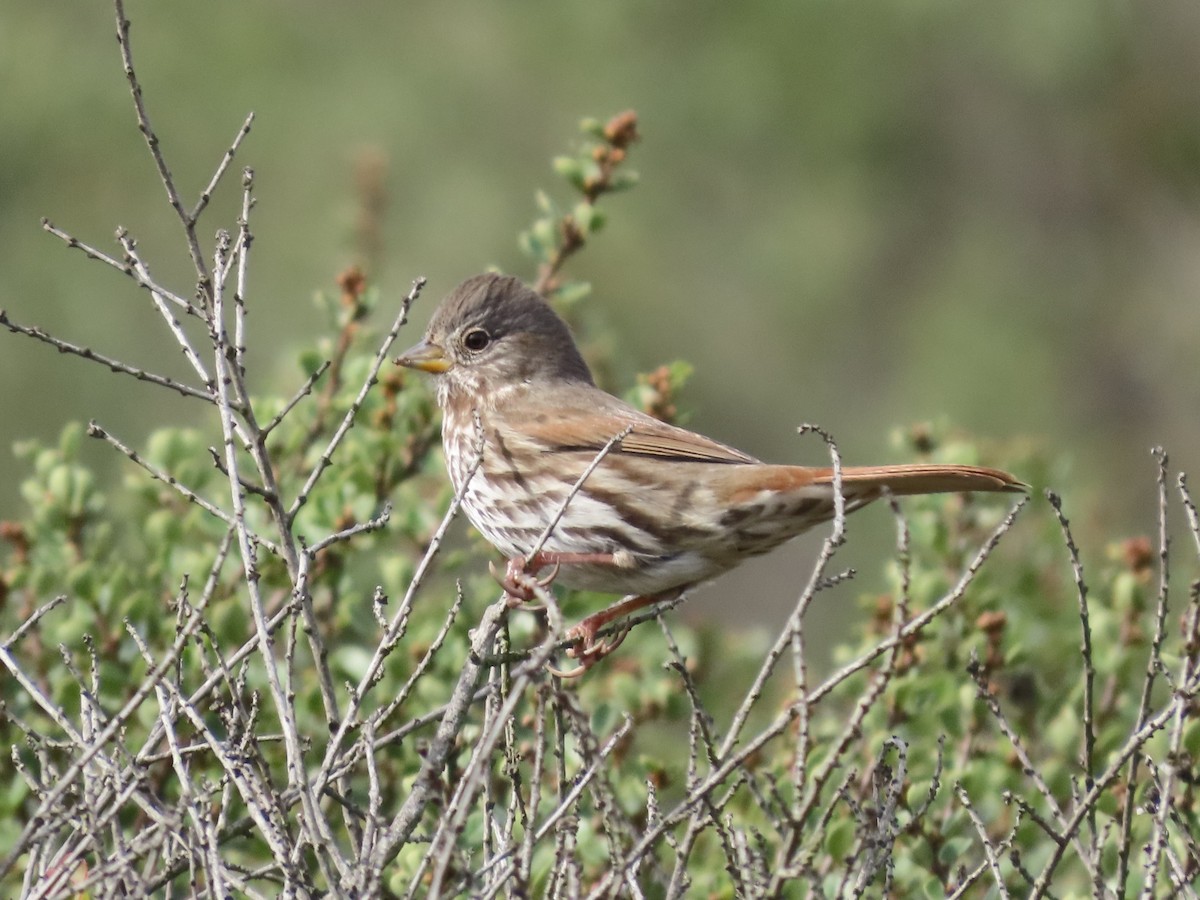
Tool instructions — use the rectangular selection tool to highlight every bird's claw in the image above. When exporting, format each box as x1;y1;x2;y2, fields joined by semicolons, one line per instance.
490;555;561;605
547;621;632;679
534;560;560;589
487;553;636;676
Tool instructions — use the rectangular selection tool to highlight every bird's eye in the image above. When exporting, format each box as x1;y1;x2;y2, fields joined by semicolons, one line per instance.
463;328;491;352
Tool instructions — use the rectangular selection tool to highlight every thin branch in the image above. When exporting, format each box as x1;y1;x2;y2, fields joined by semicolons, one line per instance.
0;572;221;880
312;420;482;800
1116;448;1171;894
304;502;391;556
288;277;426;522
471;716;635;891
587;494;1028;898
956;782;1010;899
808;496;1028;709
40;218;198;316
117;229;216;392
1028;692;1191;897
86;420;281;558
191;113;256;224
0;309;210;402
1045;490;1100;876
261;360;332;438
114;0;210;290
1;595;67;649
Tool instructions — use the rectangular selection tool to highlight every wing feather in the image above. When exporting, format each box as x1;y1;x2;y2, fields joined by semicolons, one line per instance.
503;386;759;465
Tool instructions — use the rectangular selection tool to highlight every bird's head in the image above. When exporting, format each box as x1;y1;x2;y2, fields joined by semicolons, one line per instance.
396;273;594;405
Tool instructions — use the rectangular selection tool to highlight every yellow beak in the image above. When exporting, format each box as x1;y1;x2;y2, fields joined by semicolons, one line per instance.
395;339;451;374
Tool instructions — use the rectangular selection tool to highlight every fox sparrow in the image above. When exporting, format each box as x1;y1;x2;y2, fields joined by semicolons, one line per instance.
397;273;1024;673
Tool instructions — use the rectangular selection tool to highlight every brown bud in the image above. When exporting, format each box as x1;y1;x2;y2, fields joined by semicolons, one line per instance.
908;423;935;454
1120;536;1154;576
976;610;1007;635
337;266;367;306
0;521;28;563
603;110;640;148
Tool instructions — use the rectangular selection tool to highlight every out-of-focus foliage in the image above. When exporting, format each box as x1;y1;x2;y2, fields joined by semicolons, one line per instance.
4;0;1200;544
3;56;1199;888
6;386;1198;894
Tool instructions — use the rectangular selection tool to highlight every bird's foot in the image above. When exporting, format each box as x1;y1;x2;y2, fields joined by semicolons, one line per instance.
489;551;619;605
546;592;663;678
490;554;557;606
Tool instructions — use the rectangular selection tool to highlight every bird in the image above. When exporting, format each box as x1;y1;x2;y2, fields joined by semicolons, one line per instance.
396;273;1025;674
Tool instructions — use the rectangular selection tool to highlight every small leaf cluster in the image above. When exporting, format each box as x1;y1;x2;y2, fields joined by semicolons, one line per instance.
519;110;640;304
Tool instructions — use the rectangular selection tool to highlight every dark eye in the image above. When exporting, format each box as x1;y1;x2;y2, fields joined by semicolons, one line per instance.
463;328;491;352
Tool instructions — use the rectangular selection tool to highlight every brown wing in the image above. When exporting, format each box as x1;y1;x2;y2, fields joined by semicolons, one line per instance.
615;423;759;464
504;384;760;465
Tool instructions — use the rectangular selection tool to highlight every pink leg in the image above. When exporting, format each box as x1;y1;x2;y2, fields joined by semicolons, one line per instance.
490;550;620;603
490;554;680;677
549;592;676;678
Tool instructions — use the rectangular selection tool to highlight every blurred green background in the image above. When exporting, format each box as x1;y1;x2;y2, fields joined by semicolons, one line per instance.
3;1;1198;628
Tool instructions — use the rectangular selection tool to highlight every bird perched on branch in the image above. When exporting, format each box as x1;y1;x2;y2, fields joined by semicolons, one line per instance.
397;273;1025;674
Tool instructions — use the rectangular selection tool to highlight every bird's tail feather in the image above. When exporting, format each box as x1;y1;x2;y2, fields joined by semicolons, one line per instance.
812;463;1027;496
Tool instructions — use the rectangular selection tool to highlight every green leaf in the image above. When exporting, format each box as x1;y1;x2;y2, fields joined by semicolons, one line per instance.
825;817;855;859
534;188;555;215
552;155;587;191
579;117;605;139
553;280;592;306
606;170;640;192
573;203;606;235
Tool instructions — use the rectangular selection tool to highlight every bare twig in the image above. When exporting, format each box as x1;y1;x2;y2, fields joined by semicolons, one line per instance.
114;0;211;291
40;218;198;316
1116;448;1171;894
262;360;332;438
288;277;426;522
191;113;256;225
1045;490;1101;888
0;309;210;402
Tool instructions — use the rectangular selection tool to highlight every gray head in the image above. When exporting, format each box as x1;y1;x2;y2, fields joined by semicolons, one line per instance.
396;274;594;396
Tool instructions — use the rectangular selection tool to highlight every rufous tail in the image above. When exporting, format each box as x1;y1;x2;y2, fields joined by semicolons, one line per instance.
812;463;1027;496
